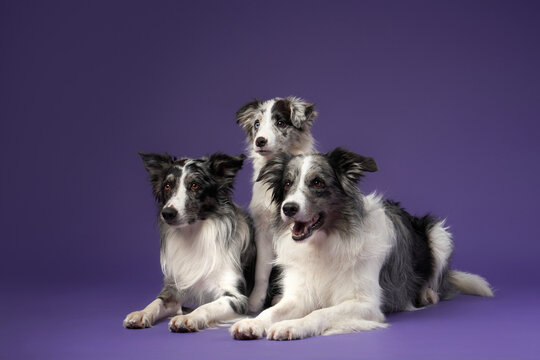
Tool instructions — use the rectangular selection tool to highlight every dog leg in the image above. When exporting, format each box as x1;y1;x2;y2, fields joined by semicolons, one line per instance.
230;296;309;340
169;293;246;333
425;221;453;293
123;297;181;329
248;229;274;313
266;300;386;340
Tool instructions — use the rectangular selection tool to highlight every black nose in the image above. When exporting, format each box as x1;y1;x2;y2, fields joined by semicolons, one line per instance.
255;137;267;148
161;207;178;222
282;202;299;217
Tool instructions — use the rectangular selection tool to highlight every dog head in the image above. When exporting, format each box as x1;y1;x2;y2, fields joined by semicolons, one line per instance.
236;96;317;158
257;147;377;241
139;152;246;227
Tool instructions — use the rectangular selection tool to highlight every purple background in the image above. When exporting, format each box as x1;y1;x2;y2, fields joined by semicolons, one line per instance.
1;1;539;359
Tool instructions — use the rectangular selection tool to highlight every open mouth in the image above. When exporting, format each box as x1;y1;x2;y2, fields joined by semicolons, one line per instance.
291;213;324;241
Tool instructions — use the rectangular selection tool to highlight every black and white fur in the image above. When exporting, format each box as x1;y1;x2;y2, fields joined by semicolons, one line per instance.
236;96;317;312
123;152;256;332
231;148;493;340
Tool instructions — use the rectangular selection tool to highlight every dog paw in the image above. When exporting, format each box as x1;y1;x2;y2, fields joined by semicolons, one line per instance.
267;320;307;341
230;318;266;340
420;287;440;306
168;315;207;333
123;311;152;329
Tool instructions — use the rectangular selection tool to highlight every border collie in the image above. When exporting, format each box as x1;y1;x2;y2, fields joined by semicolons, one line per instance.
236;96;317;312
230;148;493;340
123;152;256;332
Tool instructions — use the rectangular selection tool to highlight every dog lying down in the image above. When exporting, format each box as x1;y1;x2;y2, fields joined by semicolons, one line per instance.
230;148;493;341
123;152;256;332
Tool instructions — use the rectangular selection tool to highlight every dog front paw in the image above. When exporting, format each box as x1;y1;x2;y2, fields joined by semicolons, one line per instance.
230;318;266;340
123;311;152;329
168;314;208;333
267;320;308;341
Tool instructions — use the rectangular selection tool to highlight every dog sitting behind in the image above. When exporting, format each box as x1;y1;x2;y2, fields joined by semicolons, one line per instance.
123;152;256;332
231;148;493;340
236;96;318;312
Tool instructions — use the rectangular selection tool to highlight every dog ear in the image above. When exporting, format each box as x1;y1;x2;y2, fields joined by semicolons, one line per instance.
326;147;377;194
138;152;175;197
286;96;317;130
208;153;246;187
256;152;292;204
236;99;262;135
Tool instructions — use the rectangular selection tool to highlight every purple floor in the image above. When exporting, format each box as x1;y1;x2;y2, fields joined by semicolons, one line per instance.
3;282;538;360
2;1;540;359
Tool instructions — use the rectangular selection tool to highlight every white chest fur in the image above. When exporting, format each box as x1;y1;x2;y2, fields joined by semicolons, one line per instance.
160;220;240;304
274;193;396;309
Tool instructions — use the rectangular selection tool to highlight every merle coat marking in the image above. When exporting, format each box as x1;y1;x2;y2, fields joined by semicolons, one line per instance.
230;148;493;340
123;152;256;332
236;96;317;312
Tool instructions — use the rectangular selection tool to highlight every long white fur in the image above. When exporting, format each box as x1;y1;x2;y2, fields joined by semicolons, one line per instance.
420;221;454;305
124;163;252;331
160;218;243;298
448;270;494;297
165;215;251;331
426;221;453;290
247;99;315;312
231;156;397;340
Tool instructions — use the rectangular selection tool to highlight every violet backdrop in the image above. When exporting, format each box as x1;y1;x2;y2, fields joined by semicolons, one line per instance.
1;1;539;359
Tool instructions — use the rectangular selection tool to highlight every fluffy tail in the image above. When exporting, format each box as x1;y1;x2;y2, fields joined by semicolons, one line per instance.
448;270;494;297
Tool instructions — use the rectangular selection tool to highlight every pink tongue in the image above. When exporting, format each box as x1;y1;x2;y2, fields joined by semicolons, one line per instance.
293;222;307;236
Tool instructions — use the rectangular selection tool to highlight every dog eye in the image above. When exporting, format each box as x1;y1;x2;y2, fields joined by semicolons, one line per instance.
284;180;292;191
190;182;200;191
254;120;260;130
276;120;286;128
311;178;325;189
164;183;172;191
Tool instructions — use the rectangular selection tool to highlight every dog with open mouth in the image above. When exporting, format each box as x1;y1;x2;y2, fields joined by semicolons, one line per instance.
230;148;493;340
123;152;256;332
236;96;317;313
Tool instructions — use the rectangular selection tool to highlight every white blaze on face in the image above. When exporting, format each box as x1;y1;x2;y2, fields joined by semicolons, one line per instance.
165;162;191;220
281;156;313;222
254;100;277;153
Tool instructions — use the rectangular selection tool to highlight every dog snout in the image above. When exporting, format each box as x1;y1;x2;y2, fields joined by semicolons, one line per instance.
282;202;299;218
255;137;267;148
161;207;178;223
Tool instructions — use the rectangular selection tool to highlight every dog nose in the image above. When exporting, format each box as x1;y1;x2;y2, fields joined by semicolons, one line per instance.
255;137;267;148
161;207;178;222
282;202;299;217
